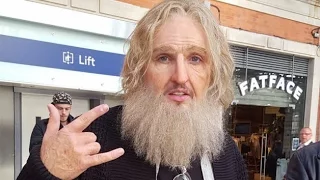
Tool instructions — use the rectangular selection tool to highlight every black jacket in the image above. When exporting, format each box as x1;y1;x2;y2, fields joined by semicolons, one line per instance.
29;115;74;152
296;141;313;150
286;141;320;180
19;106;248;180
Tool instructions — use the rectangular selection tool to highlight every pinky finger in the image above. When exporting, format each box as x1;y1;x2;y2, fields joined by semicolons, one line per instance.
85;148;125;167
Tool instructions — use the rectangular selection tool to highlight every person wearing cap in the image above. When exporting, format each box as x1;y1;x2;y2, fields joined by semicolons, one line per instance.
28;92;74;152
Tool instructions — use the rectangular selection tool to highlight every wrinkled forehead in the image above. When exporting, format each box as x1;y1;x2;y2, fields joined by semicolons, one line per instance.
153;15;207;47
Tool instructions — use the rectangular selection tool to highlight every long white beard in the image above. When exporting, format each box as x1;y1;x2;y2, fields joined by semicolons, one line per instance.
121;88;226;168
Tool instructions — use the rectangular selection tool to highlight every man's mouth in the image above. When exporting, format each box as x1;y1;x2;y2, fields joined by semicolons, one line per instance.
171;92;187;96
166;89;192;102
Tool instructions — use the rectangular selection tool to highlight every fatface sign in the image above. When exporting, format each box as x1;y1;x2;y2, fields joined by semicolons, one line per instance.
238;75;303;101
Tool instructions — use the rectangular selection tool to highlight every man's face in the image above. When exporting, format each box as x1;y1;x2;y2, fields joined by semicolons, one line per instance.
299;128;312;144
54;104;72;122
144;15;211;106
122;15;225;168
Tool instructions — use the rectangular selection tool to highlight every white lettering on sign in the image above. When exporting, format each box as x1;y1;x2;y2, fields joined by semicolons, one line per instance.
62;52;74;64
259;75;268;88
79;55;95;66
275;77;285;91
293;86;303;100
269;75;277;88
238;75;303;101
62;52;96;67
250;77;260;92
239;81;248;96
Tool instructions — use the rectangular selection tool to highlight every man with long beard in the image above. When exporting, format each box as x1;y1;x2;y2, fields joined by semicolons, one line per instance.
18;0;248;179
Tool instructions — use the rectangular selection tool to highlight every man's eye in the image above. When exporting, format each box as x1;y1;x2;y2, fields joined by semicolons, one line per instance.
158;56;169;63
190;56;201;63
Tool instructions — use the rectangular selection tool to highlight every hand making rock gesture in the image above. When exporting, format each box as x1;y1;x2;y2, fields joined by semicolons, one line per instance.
40;104;125;180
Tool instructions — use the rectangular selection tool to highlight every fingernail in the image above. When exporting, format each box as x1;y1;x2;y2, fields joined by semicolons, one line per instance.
113;148;125;157
100;104;109;112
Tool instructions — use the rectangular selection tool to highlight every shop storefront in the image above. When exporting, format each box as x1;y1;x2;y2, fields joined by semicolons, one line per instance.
227;45;309;180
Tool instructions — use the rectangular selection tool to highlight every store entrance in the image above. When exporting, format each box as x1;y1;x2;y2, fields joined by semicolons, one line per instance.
228;105;288;180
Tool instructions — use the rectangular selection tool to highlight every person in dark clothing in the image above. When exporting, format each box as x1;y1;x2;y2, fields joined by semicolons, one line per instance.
286;141;320;180
17;0;248;180
29;92;74;152
266;141;284;180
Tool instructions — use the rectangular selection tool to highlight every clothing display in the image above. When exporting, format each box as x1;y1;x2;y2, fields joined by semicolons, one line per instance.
250;134;261;160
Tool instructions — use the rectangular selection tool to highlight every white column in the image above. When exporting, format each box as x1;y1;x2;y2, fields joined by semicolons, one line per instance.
304;56;320;142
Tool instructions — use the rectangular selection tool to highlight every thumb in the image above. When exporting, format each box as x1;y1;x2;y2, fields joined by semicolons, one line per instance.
44;104;60;137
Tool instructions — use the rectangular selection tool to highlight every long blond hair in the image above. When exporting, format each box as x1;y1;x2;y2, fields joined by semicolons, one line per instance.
121;0;234;109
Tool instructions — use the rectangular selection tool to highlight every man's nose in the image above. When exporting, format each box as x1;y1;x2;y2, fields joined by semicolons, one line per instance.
62;109;67;115
171;54;189;84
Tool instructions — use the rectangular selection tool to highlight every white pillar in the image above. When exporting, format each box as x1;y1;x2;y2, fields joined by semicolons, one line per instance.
304;56;320;142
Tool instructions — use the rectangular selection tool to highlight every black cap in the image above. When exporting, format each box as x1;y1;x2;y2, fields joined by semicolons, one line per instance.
52;92;72;105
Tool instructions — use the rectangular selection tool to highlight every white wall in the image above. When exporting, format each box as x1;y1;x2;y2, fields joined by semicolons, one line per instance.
304;57;320;142
21;93;90;166
0;16;125;94
0;0;137;39
104;95;123;108
0;61;123;94
217;0;320;26
223;26;317;57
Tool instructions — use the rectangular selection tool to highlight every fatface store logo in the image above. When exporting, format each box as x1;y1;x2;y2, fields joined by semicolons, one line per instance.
238;75;303;101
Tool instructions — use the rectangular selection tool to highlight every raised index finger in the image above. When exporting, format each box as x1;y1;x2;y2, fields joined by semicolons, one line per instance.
66;104;109;132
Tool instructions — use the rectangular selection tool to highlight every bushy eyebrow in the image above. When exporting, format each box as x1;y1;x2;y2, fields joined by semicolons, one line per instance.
153;45;207;56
